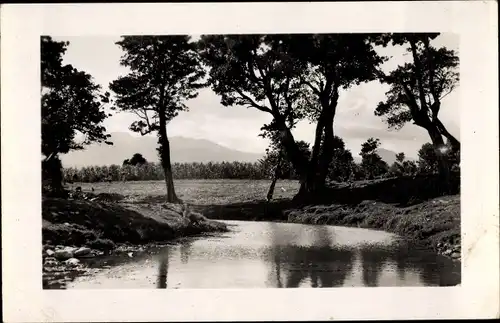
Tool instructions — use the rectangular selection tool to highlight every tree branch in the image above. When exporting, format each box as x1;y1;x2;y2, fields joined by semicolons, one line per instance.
300;77;322;96
233;87;273;114
422;37;439;103
409;38;429;111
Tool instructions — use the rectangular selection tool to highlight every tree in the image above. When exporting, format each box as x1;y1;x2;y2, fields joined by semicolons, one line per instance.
110;36;205;203
396;152;405;163
389;152;418;177
41;36;112;195
327;136;355;183
125;153;147;166
359;138;389;179
283;34;386;195
417;142;441;174
374;33;460;187
198;34;385;200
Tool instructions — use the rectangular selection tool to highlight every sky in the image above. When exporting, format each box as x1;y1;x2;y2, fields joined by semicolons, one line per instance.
52;34;460;158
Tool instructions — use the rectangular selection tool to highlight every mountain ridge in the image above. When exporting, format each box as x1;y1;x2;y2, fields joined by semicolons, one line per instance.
60;132;408;168
60;132;264;168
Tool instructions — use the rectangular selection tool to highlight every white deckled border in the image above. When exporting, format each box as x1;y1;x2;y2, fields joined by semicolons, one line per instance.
1;1;499;321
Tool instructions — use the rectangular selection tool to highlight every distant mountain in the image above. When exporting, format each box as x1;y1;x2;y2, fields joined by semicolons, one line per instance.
60;132;264;168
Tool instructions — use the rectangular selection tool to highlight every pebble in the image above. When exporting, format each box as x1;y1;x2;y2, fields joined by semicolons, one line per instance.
451;252;461;258
46;249;55;257
443;249;452;256
65;258;80;266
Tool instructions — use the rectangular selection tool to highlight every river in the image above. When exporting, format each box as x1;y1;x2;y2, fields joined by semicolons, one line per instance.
66;220;461;288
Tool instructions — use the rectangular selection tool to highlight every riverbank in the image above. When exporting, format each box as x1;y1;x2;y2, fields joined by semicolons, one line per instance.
42;196;227;288
286;194;461;261
63;177;461;261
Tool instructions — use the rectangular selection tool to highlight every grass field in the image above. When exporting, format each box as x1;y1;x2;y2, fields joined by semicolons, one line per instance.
69;179;300;205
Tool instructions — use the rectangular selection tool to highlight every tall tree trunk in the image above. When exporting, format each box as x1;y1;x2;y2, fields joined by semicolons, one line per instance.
267;152;283;201
317;107;336;189
273;118;311;201
435;118;461;152
427;123;451;193
295;114;325;200
158;111;181;204
42;154;65;198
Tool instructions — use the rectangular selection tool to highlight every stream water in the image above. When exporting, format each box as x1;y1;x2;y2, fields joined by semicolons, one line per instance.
65;220;461;288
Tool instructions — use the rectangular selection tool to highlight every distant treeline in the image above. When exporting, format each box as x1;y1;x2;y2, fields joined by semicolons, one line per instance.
63;161;298;183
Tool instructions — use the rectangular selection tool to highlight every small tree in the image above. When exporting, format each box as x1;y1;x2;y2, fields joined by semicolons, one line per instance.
110;36;205;203
396;152;405;163
359;138;389;180
128;153;147;166
389;152;418;177
41;36;112;196
327;136;355;183
417;142;440;174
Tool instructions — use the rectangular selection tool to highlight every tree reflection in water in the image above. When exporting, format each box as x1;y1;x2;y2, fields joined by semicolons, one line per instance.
157;251;170;289
360;246;392;287
266;223;355;288
180;240;193;265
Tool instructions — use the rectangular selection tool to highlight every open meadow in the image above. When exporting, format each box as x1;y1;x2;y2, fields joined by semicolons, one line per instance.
69;179;300;205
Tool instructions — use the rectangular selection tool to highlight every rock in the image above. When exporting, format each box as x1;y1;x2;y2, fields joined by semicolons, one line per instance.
64;246;78;254
65;258;80;266
43;244;55;251
443;249;452;256
54;249;73;260
46;249;55;257
55;245;64;250
74;247;91;257
128;252;133;258
64;222;70;226
451;252;461;258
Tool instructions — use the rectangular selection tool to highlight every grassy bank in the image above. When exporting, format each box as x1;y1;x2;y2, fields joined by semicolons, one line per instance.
42;197;228;250
286;194;461;259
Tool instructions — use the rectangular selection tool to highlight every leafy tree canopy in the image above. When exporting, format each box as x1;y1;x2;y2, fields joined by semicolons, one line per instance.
110;36;206;135
41;36;112;160
374;33;459;130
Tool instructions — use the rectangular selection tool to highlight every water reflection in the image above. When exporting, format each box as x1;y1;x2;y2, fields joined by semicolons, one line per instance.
147;221;460;288
266;224;355;288
62;220;460;289
360;246;392;287
157;251;169;289
180;240;193;265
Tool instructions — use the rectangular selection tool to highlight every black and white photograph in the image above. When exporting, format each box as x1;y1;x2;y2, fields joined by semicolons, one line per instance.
40;32;462;289
2;2;498;321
